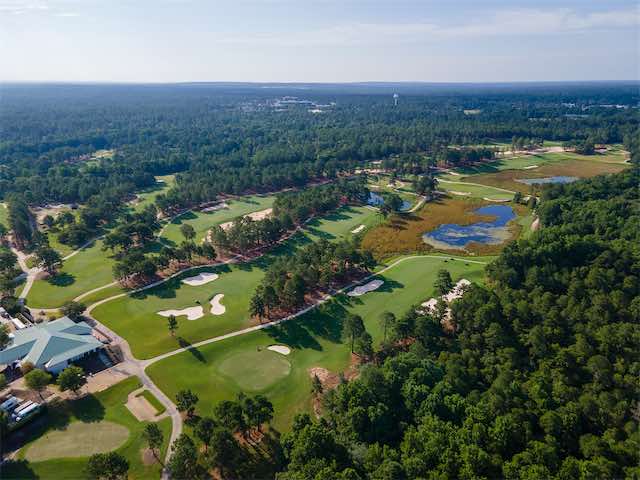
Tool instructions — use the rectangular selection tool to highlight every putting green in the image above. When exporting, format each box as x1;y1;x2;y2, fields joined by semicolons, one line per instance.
25;421;130;462
218;350;291;391
147;255;492;430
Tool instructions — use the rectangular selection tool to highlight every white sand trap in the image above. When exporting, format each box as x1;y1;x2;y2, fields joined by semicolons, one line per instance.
348;279;384;297
182;272;219;286
523;165;539;170
201;202;229;213
448;171;461;176
209;294;226;315
158;306;204;321
220;208;273;231
268;345;291;355
449;190;471;196
351;225;366;234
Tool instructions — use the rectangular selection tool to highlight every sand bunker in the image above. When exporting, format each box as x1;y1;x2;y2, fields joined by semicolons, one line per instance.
209;294;226;315
158;306;204;321
522;165;539;170
348;279;384;297
182;272;219;286
351;225;366;234
126;391;159;422
448;190;471;196
219;208;273;231
267;345;291;355
201;202;229;213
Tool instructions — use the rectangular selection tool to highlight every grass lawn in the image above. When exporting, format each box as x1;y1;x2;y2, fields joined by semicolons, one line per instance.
131;175;176;213
146;255;491;431
92;205;382;359
470;159;627;194
160;195;275;245
26;238;118;309
135;390;166;415
437;179;514;201
4;377;171;480
304;205;380;241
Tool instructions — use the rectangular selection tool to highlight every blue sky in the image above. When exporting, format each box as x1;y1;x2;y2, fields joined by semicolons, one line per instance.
1;0;638;82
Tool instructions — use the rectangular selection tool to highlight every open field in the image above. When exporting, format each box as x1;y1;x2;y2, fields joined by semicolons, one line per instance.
362;196;524;259
27;238;118;309
470;159;627;193
92;204;376;358
4;377;171;480
304;205;380;241
160;195;276;245
147;255;491;431
131;175;176;212
437;180;513;201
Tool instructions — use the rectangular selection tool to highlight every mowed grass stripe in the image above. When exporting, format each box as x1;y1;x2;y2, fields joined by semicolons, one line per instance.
146;255;490;431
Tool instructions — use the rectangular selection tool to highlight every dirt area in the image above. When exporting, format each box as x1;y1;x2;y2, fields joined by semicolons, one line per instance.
31;204;75;224
141;448;159;466
125;389;158;421
309;355;363;417
219;208;273;231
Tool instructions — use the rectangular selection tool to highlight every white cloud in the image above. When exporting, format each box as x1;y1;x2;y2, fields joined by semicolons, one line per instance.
213;7;640;47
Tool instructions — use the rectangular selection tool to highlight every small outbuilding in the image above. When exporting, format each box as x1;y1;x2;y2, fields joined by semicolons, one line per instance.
0;317;103;374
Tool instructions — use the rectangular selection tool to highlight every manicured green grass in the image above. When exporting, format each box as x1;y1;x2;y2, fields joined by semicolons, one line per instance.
135;390;166;415
132;175;176;213
160;195;275;245
27;238;118;309
218;350;292;391
147;255;490;431
92;205;381;359
437;180;513;201
304;205;380;241
4;377;171;480
92;261;265;359
25;421;130;461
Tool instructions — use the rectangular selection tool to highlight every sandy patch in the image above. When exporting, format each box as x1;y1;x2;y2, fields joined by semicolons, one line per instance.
351;225;366;234
347;279;384;297
219;208;273;231
32;203;74;224
522;165;539;170
531;217;540;231
448;190;471;196
267;345;291;355
158;306;204;321
126;392;158;422
201;202;229;213
483;197;510;202
141;448;158;466
209;294;226;315
447;171;461;176
182;272;219;286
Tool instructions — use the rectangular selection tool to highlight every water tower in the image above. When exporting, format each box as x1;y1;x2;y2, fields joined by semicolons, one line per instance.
393;93;399;106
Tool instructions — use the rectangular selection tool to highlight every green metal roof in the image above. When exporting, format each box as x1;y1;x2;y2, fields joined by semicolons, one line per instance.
0;317;102;370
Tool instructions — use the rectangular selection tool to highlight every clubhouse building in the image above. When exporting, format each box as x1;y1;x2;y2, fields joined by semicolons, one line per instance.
0;317;103;374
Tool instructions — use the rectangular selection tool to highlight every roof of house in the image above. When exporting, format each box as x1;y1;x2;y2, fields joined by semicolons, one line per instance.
0;317;101;370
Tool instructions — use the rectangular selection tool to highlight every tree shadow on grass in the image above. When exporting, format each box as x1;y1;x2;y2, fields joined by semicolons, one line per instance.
170;211;197;225
0;459;38;479
265;320;322;351
304;226;335;241
72;394;106;423
178;337;206;363
47;272;75;287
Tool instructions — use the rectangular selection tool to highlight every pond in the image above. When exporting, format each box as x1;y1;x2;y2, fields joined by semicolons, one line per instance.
368;191;412;211
516;176;578;185
422;205;516;249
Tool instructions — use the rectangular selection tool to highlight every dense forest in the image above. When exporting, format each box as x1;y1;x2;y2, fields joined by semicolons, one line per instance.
273;169;640;479
1;83;637;212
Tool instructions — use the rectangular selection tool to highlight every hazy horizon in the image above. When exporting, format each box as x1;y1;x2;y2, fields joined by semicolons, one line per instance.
2;0;639;83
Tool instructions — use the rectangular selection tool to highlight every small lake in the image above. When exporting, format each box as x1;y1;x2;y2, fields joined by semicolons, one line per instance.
368;191;412;211
422;205;516;249
516;176;578;185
